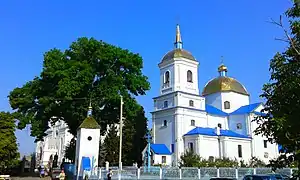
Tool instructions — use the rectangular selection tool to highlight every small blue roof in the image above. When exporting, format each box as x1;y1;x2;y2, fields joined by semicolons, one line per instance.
184;127;251;139
150;144;172;155
205;104;228;116
230;103;261;115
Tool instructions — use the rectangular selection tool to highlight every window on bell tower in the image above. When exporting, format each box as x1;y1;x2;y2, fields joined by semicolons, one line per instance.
164;71;170;87
187;70;193;83
224;101;230;109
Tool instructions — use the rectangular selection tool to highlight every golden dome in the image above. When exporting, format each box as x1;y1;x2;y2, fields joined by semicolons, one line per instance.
218;64;227;72
162;48;196;62
202;76;249;96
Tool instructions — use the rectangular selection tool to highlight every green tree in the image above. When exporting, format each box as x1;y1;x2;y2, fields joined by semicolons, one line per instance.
98;140;107;167
0;112;20;174
8;37;150;141
64;137;76;163
179;151;201;167
122;105;147;166
103;125;119;166
254;1;300;176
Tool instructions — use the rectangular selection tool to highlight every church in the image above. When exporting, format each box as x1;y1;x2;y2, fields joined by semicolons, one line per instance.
143;25;279;166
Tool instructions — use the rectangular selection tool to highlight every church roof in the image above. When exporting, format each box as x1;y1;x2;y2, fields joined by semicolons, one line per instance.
78;117;100;129
161;49;196;62
150;144;172;155
230;103;261;115
205;104;228;116
184;127;250;139
202;76;249;96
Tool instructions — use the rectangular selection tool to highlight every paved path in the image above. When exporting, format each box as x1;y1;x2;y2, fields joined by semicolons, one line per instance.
11;177;51;180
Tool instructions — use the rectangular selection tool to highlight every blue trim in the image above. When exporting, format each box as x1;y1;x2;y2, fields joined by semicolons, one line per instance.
184;127;251;139
205;104;228;116
150;144;172;155
229;103;261;115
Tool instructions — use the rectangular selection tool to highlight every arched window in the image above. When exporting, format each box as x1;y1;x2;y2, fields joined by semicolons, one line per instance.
187;70;193;82
164;71;170;84
163;101;168;108
236;123;242;129
163;120;167;127
224;101;230;109
191;120;195;126
189;100;194;107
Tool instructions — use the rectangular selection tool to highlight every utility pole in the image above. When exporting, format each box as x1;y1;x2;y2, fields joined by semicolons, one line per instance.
119;95;123;177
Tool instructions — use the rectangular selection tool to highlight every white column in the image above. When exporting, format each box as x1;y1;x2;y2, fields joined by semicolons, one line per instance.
235;168;238;179
217;168;220;178
198;168;201;179
179;168;182;179
137;168;140;179
160;167;162;179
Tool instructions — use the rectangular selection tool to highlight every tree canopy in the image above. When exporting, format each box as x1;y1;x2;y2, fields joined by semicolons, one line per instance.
254;1;300;175
8;37;150;141
0;112;20;174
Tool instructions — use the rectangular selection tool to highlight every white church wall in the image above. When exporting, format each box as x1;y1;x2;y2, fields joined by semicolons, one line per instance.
154;93;175;111
184;135;200;155
75;128;100;176
221;92;250;113
199;136;219;158
176;92;205;110
153;154;172;166
204;92;222;110
153;110;175;151
207;115;228;129
254;104;264;112
174;59;199;95
249;114;279;163
224;138;252;161
228;115;248;136
159;63;175;95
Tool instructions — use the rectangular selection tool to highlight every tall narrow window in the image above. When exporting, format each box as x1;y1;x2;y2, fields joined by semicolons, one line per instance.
224;101;230;109
264;140;268;148
189;100;194;107
164;71;170;85
188;142;194;152
162;156;166;163
217;123;222;128
238;145;242;158
163;101;168;108
163;120;167;127
187;70;193;82
236;123;242;129
191;120;195;126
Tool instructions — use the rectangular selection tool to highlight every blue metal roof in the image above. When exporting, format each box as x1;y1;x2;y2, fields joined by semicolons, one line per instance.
205;104;228;116
150;144;172;155
184;127;251;139
230;103;261;115
253;111;267;116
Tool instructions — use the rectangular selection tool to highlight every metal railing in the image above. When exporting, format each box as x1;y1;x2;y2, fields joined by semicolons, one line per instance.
82;166;296;180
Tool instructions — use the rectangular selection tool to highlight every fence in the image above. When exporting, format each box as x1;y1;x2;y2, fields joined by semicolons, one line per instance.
77;166;296;180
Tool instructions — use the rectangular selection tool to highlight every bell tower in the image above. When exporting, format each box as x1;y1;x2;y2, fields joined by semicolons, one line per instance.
158;24;199;95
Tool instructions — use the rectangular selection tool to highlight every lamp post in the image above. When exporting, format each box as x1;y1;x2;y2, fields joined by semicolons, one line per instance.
118;95;123;178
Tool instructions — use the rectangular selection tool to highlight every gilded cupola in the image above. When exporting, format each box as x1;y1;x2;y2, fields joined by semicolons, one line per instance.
161;24;197;62
202;63;249;96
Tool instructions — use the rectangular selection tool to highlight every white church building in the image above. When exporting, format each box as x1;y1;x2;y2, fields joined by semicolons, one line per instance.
145;24;279;166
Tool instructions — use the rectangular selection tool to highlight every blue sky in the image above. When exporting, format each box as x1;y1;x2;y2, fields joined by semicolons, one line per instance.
0;0;291;156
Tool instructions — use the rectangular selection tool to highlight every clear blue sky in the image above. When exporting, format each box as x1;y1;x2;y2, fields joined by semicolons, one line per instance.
0;0;291;156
